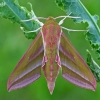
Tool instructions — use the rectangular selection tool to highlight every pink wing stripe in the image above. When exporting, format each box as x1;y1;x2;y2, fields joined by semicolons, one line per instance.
62;66;95;90
8;73;40;91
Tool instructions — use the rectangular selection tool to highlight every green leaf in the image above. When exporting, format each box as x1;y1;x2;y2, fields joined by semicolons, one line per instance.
0;0;40;39
55;0;100;57
86;50;100;83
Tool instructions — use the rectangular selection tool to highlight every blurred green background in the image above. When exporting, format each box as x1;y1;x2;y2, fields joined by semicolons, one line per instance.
0;0;100;100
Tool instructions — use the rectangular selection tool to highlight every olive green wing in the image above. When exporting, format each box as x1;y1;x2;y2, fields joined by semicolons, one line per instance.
59;32;96;90
7;33;44;91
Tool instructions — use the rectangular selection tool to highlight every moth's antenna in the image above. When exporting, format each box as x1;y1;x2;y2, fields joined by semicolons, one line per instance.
55;12;80;19
61;26;88;33
20;27;41;33
55;13;81;25
21;17;44;27
22;17;47;22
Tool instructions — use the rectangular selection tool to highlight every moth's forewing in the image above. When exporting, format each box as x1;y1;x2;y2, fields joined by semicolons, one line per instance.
7;33;44;91
59;32;96;90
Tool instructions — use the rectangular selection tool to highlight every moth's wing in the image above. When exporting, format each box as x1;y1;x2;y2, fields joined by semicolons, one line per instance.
7;32;44;91
59;32;96;90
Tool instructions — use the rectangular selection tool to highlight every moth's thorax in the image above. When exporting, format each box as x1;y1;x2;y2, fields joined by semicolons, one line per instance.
42;17;61;48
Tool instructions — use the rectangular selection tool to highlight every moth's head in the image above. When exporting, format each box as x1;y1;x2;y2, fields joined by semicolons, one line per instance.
47;16;55;20
44;17;58;26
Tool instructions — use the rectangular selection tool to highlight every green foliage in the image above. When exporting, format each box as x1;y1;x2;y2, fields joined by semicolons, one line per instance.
55;0;100;55
86;50;100;83
0;0;40;39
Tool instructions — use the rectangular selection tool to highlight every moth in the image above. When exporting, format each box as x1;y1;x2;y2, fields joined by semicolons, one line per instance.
7;15;96;94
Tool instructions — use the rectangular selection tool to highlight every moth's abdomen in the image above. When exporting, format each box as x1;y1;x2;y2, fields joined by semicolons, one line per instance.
42;58;60;94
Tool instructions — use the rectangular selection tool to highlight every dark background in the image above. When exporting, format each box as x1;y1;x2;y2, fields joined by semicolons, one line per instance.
0;0;100;100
